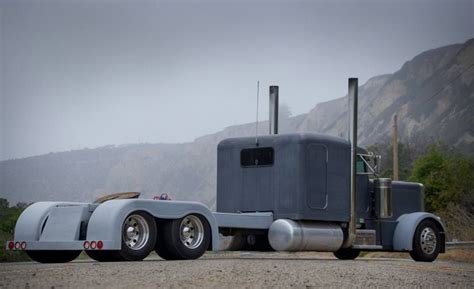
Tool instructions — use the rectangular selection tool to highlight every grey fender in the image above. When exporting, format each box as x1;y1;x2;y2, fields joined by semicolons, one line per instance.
393;212;446;251
14;201;88;241
86;199;220;250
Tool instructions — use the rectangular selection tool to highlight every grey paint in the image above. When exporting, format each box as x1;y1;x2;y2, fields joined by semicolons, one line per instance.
377;219;398;249
213;212;273;229
11;199;220;251
40;205;91;241
86;199;220;251
217;133;351;222
13;202;88;241
6;241;84;251
391;182;425;215
392;212;446;251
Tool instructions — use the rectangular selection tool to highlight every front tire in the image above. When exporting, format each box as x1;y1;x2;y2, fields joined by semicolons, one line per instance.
156;214;211;260
333;248;360;260
26;250;81;263
409;219;441;262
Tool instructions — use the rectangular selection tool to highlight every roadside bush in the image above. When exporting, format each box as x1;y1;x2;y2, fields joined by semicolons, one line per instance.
0;199;30;262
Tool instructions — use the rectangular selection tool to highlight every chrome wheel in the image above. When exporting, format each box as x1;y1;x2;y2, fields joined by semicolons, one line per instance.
420;227;437;255
179;215;204;249
123;214;150;250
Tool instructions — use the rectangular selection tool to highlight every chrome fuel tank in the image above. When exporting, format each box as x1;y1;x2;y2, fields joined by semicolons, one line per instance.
268;219;343;252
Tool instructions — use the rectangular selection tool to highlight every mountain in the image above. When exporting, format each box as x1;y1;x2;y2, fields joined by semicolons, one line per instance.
1;39;473;208
301;39;474;151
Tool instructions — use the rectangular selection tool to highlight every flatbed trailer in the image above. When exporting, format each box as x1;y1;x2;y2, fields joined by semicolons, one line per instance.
6;78;446;263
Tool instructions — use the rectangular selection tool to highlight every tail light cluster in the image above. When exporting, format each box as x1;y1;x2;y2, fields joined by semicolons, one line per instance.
83;240;103;250
8;241;26;250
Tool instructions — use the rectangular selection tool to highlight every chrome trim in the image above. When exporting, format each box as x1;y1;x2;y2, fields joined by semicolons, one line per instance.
179;215;205;250
269;86;279;135
342;78;358;248
123;214;150;250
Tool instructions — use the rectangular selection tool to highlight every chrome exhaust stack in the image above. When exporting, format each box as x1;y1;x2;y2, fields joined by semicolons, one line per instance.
269;86;279;135
342;78;358;248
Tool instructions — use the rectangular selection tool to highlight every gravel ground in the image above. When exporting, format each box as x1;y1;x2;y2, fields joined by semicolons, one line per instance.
0;252;473;289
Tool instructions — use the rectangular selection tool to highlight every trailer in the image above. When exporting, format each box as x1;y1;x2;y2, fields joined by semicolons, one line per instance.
6;78;445;263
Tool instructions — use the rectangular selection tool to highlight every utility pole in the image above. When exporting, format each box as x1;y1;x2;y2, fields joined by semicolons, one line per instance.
392;114;399;181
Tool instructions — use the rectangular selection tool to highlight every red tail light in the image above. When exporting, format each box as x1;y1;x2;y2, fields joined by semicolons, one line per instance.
20;241;27;250
90;241;97;249
83;241;90;249
97;241;103;250
8;241;14;250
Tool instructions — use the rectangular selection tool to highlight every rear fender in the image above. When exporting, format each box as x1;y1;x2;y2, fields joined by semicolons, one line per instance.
393;212;446;252
13;202;89;241
86;199;219;250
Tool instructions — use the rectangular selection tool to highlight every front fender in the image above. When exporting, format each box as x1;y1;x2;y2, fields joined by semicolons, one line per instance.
393;212;446;251
86;199;219;250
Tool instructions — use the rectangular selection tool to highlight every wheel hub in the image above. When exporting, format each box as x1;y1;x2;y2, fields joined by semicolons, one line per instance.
179;215;204;249
123;214;150;250
420;227;437;255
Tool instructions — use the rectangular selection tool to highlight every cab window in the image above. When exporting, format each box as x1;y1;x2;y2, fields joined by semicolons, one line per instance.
356;156;367;173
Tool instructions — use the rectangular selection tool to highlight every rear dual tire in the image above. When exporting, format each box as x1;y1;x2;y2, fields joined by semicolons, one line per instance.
155;214;211;260
87;211;157;262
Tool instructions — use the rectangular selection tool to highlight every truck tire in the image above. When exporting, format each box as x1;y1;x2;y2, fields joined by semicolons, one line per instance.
409;219;441;262
26;250;81;263
246;234;274;251
333;248;360;260
158;214;211;260
154;219;180;260
86;250;124;262
116;211;157;261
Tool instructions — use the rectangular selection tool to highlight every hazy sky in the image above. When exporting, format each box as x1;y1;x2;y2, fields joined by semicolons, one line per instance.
1;0;473;160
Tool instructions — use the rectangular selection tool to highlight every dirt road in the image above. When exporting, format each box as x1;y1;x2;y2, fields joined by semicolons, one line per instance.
1;252;473;288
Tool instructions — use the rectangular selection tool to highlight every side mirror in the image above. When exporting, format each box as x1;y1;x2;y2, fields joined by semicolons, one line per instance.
358;152;382;177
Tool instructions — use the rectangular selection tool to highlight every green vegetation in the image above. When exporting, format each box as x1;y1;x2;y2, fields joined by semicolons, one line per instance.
409;145;474;241
410;145;474;213
0;199;29;262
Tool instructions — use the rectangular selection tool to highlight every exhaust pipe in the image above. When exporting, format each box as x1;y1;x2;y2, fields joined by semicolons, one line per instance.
269;86;279;135
342;78;358;248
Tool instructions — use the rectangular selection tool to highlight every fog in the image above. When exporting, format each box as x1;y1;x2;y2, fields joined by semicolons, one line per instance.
1;0;473;160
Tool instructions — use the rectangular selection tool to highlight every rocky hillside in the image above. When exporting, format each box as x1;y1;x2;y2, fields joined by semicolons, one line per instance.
300;39;474;152
1;39;473;207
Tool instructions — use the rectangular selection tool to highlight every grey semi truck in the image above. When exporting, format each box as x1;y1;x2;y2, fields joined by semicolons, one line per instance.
6;78;445;263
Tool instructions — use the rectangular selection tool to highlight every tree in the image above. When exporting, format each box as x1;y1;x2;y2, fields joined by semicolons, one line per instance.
409;144;474;213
